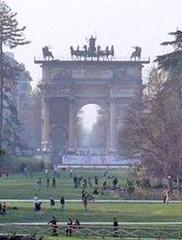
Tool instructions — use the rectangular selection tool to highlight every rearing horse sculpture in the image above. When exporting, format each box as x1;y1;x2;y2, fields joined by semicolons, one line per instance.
42;46;54;60
130;46;142;61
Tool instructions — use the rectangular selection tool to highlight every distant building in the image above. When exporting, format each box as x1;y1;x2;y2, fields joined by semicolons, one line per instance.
4;52;33;154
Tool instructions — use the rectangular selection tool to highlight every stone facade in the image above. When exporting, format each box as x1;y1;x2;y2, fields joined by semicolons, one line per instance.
35;60;148;162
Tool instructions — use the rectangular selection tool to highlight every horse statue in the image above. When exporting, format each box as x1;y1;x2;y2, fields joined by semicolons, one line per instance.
70;45;87;60
42;46;54;60
106;46;114;60
70;46;79;60
130;46;142;61
97;45;107;60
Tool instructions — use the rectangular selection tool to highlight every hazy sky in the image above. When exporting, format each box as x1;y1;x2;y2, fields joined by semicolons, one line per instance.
5;0;182;88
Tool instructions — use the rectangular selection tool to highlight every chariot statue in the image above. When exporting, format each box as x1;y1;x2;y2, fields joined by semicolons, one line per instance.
70;35;114;61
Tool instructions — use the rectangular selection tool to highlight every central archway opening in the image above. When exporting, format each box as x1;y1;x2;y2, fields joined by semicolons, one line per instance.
76;104;106;154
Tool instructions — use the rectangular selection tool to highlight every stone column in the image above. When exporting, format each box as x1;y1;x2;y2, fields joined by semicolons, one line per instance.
41;65;50;152
106;102;110;153
108;97;116;153
41;96;50;151
68;98;75;153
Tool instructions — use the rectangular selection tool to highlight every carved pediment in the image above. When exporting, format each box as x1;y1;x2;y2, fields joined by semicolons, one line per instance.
72;69;113;79
50;70;72;81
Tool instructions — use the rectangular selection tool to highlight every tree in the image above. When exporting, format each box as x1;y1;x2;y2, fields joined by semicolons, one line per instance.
120;30;182;193
155;29;182;189
155;30;182;75
120;68;182;193
0;0;30;151
27;88;41;151
2;56;24;153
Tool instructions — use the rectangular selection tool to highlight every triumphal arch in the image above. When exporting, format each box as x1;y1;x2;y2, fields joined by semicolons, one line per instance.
35;37;149;163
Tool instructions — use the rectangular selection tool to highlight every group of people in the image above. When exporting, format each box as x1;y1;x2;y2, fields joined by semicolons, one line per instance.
49;196;65;211
48;215;119;237
73;175;91;189
33;195;65;212
72;170;119;198
37;177;56;190
48;216;80;236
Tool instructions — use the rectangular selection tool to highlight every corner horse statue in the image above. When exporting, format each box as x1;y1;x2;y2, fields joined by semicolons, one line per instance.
130;46;142;61
70;35;115;61
42;46;54;60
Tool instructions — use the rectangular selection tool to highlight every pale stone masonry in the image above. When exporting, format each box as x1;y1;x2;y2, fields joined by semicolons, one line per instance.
35;59;149;162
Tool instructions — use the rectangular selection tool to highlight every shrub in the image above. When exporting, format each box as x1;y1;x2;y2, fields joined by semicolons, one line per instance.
0;156;46;173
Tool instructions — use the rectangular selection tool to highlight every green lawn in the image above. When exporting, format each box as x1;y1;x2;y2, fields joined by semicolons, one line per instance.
0;169;182;227
1;202;182;223
0;169;128;199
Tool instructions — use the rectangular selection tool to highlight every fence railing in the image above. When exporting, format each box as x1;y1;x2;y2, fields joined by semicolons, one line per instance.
0;224;182;239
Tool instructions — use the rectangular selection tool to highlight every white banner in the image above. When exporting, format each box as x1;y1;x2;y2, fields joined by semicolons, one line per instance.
62;155;140;166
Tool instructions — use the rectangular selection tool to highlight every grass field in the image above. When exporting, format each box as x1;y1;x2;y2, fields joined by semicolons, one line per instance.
0;169;129;199
1;169;182;239
0;169;181;227
0;201;182;223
